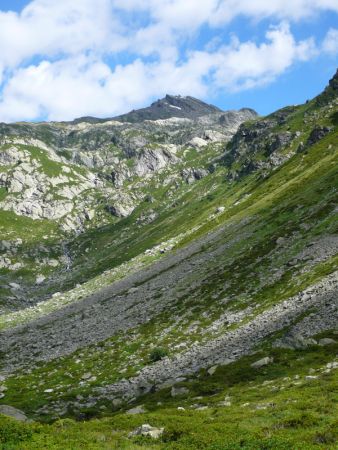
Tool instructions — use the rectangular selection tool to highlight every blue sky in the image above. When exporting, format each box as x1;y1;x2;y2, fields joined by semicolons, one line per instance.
0;0;337;122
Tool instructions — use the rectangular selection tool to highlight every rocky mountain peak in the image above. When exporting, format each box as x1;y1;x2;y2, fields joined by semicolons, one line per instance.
71;95;226;125
114;94;223;123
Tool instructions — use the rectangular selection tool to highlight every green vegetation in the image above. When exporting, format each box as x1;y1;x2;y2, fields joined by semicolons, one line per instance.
0;338;337;449
149;348;169;363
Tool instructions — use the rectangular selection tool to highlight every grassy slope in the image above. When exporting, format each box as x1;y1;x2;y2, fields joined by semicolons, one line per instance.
0;335;337;449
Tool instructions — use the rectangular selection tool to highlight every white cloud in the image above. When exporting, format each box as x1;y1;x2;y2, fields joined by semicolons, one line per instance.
0;0;125;69
322;28;338;54
113;0;338;27
212;23;317;90
0;0;337;121
0;23;319;122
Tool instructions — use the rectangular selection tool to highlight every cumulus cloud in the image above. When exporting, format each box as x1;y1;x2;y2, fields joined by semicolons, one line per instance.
322;28;338;54
0;0;337;121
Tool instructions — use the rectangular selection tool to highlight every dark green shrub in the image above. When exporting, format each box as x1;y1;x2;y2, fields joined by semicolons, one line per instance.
149;347;168;363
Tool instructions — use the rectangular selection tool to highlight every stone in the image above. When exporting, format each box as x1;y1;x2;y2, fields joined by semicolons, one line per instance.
207;365;218;376
318;338;336;346
195;405;209;411
251;357;274;369
0;405;29;422
126;405;146;415
171;386;189;397
129;423;164;439
112;398;122;407
276;237;286;246
188;137;208;148
216;207;225;214
36;275;46;285
81;373;92;380
218;396;231;407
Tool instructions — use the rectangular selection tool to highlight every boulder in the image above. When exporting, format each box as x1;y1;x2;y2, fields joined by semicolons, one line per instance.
318;338;336;346
129;423;164;439
216;206;225;214
171;386;189;397
188;137;208;148
207;365;218;376
126;405;146;415
251;357;273;369
0;405;29;422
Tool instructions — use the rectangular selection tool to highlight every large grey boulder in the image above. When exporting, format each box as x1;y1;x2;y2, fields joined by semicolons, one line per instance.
251;357;273;369
126;405;146;415
318;338;336;346
0;405;29;422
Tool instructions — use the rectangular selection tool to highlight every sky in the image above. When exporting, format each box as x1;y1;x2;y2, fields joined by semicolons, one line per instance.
0;0;337;122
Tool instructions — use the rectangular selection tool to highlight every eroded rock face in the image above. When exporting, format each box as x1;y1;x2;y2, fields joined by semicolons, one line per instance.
0;102;256;231
306;126;332;147
0;148;98;224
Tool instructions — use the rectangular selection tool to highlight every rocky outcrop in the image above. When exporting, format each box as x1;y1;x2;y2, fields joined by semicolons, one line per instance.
306;126;332;147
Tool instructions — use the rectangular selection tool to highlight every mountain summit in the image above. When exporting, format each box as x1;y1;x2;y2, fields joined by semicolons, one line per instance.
113;94;224;122
73;94;226;124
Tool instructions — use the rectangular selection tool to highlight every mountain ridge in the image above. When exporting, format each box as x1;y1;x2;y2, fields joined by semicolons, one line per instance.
70;94;256;124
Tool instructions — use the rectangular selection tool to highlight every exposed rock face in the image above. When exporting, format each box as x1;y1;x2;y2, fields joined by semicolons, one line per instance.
306;126;332;146
181;168;209;184
0;145;99;226
0;100;257;232
224;112;301;180
134;147;178;177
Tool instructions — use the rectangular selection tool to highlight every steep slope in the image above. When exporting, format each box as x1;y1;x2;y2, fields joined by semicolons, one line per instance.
0;72;337;449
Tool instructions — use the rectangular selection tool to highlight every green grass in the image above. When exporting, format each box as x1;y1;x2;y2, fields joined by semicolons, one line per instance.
0;338;337;449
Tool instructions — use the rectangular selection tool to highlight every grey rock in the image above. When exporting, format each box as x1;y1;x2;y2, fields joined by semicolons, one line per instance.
0;405;29;422
129;423;164;439
318;338;336;346
126;405;146;414
207;365;218;376
251;357;274;369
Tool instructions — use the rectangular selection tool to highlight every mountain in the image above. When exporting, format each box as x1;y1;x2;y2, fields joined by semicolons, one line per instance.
0;71;337;449
72;94;229;124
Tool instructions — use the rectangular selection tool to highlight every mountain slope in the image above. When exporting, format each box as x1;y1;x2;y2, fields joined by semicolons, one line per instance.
0;104;256;311
0;72;337;449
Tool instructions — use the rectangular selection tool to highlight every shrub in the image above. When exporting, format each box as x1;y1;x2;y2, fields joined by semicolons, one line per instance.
149;347;168;363
0;416;33;445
